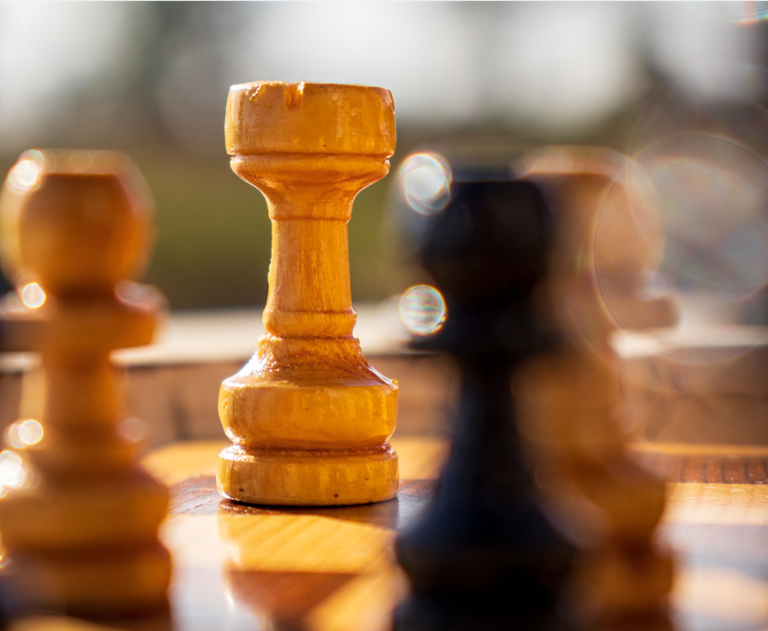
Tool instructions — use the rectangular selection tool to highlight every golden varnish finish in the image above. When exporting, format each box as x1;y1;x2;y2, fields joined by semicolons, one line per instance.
218;82;399;506
0;150;170;614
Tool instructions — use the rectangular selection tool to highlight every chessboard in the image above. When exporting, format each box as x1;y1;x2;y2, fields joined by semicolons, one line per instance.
118;436;768;631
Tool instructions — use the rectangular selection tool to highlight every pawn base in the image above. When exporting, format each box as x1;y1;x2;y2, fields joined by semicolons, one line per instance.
217;443;399;506
6;543;171;617
394;593;574;631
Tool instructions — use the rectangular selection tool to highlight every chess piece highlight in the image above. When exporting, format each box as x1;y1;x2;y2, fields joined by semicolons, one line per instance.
518;147;676;628
218;82;399;506
394;162;575;630
0;150;170;615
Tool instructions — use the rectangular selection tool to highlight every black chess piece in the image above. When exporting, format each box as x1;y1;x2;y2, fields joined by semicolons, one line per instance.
393;151;575;631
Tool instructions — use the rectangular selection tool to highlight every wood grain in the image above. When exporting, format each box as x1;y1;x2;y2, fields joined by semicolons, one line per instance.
631;447;768;484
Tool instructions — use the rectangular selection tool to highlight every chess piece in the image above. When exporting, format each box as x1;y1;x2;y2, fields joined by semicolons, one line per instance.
0;150;170;615
218;82;399;506
517;147;675;628
394;157;575;630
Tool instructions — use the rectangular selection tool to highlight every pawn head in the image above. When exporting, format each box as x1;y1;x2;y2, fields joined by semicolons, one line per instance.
397;147;555;357
0;150;154;298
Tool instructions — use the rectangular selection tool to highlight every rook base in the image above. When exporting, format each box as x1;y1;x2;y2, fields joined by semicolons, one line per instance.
217;444;399;506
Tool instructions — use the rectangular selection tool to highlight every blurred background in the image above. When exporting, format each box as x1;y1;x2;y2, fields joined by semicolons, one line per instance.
1;2;767;312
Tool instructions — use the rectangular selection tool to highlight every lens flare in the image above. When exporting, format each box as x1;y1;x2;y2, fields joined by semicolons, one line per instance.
594;134;768;364
0;451;26;489
5;151;44;195
400;153;452;216
610;67;768;365
115;281;159;309
20;283;46;309
6;420;43;450
117;417;146;443
644;138;768;297
399;285;447;336
698;1;768;23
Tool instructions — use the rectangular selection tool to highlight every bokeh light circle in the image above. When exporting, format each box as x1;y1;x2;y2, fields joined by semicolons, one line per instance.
399;153;452;216
5;151;44;195
639;134;768;298
117;417;147;443
593;134;768;364
399;285;447;336
20;282;46;309
592;69;768;365
6;419;43;449
0;450;26;489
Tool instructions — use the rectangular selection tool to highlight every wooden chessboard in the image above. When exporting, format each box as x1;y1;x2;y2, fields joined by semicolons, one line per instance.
141;436;445;631
65;438;768;631
7;442;768;631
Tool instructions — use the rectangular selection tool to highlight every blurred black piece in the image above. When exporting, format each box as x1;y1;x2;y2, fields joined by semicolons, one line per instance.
393;149;575;631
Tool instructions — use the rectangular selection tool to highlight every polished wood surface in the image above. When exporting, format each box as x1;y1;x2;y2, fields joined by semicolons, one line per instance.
219;82;399;506
7;438;768;630
152;436;441;631
154;440;768;631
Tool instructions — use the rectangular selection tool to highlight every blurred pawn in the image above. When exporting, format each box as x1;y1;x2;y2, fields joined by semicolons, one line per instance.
394;145;576;631
0;150;170;616
517;146;676;629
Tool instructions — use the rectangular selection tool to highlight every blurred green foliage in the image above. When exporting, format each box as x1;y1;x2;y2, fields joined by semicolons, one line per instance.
137;152;269;309
134;149;403;311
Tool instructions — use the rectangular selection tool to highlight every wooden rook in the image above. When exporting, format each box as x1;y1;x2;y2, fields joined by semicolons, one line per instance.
518;147;675;629
0;150;170;615
394;153;575;630
218;82;399;506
